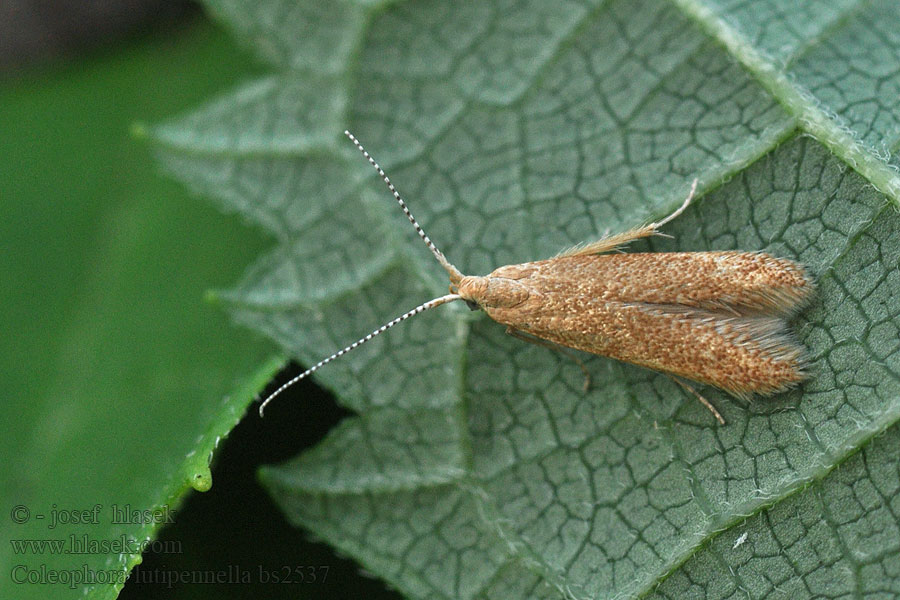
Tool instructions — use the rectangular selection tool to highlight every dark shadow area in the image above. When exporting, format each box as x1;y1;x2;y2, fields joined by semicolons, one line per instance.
1;0;199;74
121;363;402;599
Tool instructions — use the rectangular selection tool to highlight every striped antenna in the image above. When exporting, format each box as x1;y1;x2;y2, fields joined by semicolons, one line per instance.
259;295;462;416
344;130;464;284
258;132;470;415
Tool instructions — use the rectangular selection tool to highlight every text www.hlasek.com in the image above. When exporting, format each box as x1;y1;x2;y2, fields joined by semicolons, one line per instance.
10;535;182;555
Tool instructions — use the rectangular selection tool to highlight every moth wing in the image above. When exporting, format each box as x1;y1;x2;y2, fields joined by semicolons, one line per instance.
483;254;811;398
489;299;806;398
506;252;813;317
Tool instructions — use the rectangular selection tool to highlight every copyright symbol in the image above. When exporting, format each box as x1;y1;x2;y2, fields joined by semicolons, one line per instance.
11;505;29;524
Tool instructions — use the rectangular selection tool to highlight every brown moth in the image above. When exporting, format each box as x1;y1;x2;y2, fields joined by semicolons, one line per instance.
259;131;814;423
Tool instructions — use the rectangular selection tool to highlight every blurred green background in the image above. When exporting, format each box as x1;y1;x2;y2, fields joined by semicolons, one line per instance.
0;3;397;598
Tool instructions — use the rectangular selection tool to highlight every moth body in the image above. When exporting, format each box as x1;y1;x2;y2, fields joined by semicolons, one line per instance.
457;251;812;399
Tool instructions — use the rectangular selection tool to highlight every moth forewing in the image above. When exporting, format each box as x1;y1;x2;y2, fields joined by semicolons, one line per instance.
456;250;812;401
259;131;813;424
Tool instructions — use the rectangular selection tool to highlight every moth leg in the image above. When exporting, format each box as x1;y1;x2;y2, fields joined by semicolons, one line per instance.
557;225;658;257
506;327;591;391
652;178;697;229
668;375;726;425
559;179;698;258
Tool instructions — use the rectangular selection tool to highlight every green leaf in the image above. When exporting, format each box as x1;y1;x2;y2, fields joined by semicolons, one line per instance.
0;23;276;600
153;0;900;598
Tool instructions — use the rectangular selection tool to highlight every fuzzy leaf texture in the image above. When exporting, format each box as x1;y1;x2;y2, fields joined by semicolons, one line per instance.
150;1;900;598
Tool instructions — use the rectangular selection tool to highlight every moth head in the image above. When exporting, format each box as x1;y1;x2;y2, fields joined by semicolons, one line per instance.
457;275;529;309
449;282;481;311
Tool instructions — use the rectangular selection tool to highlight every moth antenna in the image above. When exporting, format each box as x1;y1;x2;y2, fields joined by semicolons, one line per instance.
259;293;462;416
344;130;465;284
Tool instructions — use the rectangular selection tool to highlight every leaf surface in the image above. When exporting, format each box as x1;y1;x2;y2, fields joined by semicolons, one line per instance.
154;0;900;597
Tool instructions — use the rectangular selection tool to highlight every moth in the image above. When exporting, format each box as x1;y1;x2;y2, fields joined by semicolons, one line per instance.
259;131;814;423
